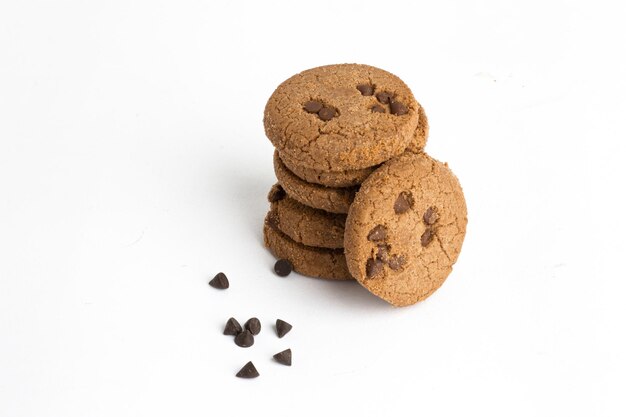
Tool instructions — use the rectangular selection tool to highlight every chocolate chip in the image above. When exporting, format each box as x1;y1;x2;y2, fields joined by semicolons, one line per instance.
234;330;254;348
273;348;292;366
223;317;242;336
366;258;384;279
266;210;280;230
236;361;259;378
390;101;408;115
245;318;261;336
274;259;293;277
421;227;434;247
367;225;387;241
394;191;414;214
268;183;286;202
303;101;323;113
356;84;375;96
423;206;439;225
276;319;292;338
371;104;386;113
388;255;406;271
209;272;229;289
376;91;394;104
318;106;336;121
376;244;390;262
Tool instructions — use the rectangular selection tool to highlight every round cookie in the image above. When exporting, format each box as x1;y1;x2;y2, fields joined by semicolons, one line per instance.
264;213;352;280
278;103;430;188
273;151;356;214
344;152;467;307
268;190;346;249
264;64;420;171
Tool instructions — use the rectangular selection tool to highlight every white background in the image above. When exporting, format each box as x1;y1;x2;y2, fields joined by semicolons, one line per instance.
1;1;625;416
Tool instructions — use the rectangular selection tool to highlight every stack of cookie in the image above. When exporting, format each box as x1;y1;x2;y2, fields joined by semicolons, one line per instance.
262;64;467;307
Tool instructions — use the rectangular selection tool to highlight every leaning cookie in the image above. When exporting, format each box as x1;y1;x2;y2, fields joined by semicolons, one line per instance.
273;151;356;214
264;213;352;280
264;64;419;171
344;152;467;306
278;103;430;188
267;191;346;249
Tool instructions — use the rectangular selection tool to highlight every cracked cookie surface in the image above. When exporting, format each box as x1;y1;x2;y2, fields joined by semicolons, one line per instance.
264;213;352;280
344;152;467;306
278;103;430;187
267;190;346;249
264;64;419;171
273;151;356;214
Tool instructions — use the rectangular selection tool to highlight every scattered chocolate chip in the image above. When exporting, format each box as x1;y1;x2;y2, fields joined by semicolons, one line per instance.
366;258;384;279
376;91;394;104
388;255;406;271
394;191;414;214
234;330;254;348
318;106;336;121
274;259;293;277
423;206;439;225
376;244;390;262
223;317;242;336
371;104;386;113
236;361;259;378
209;272;229;289
245;318;261;336
268;183;286;202
273;348;292;366
303;101;323;113
367;225;387;241
356;84;375;96
421;227;434;247
389;101;408;115
266;210;280;230
276;319;292;338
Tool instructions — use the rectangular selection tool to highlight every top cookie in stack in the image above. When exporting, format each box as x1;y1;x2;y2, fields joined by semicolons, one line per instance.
265;64;429;189
262;64;466;307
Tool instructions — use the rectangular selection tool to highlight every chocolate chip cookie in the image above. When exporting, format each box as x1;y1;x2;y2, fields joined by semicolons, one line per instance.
273;151;356;214
264;213;352;280
278;103;430;188
344;152;467;306
264;64;420;171
268;189;346;249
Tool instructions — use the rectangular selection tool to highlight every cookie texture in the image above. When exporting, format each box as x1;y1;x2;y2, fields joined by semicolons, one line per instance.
273;151;356;214
278;103;430;188
344;152;467;306
264;214;352;280
279;151;376;188
264;64;419;171
406;104;429;154
267;191;346;249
